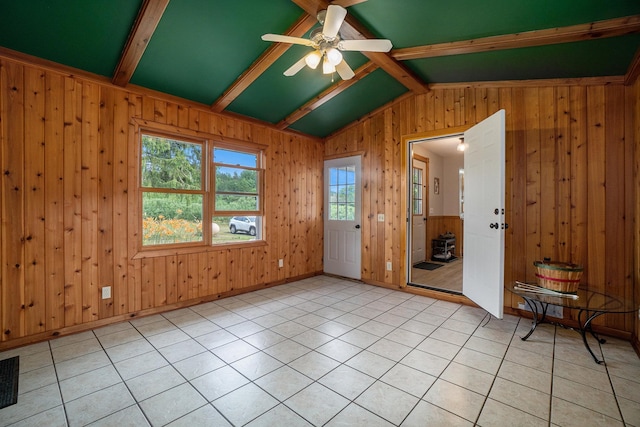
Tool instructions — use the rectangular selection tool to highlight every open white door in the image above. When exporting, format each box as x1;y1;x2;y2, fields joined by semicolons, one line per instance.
324;156;362;279
462;110;506;319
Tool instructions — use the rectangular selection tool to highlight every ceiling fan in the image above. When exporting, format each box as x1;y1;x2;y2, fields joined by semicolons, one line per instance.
261;4;392;80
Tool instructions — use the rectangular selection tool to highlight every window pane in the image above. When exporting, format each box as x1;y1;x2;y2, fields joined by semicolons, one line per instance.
214;148;257;168
215;194;259;211
215;166;258;194
212;215;261;244
142;192;203;246
141;135;201;190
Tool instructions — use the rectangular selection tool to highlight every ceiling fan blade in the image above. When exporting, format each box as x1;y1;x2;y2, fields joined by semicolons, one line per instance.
339;39;393;52
262;34;315;47
323;5;347;39
335;60;355;80
283;56;308;77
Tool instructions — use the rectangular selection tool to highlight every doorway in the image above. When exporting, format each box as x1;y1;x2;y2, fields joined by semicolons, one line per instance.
405;110;506;319
409;135;464;293
323;155;362;279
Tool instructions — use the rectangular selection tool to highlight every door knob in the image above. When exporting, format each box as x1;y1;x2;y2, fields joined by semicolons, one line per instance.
355;224;361;229
489;223;498;229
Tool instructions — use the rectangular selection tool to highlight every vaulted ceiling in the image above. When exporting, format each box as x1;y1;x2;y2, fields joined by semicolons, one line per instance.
1;0;639;138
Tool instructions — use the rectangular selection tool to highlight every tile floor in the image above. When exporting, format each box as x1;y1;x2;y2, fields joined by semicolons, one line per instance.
1;275;639;426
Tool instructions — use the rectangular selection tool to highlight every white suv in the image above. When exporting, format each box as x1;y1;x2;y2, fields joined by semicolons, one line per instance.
229;216;257;236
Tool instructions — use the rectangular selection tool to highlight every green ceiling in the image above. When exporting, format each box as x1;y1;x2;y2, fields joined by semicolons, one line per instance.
0;0;638;138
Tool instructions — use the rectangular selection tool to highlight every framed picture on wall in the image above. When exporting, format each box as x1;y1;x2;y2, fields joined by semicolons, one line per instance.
434;177;440;195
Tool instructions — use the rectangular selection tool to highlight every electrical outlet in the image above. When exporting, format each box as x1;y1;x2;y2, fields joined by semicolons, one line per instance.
386;261;392;271
378;213;384;222
518;301;563;319
101;286;111;300
278;259;284;268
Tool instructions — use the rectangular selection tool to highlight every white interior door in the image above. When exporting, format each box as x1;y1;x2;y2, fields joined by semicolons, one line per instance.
411;158;427;263
324;156;362;279
462;109;506;319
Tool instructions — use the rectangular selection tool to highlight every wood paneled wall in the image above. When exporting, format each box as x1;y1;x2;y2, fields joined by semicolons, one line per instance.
326;84;636;336
0;57;323;348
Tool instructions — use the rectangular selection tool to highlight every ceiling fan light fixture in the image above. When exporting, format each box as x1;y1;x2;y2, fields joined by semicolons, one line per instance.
325;48;343;66
322;57;336;74
305;51;322;69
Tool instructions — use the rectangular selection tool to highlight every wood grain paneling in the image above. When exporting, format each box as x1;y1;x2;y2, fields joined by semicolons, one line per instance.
326;82;637;337
0;56;323;348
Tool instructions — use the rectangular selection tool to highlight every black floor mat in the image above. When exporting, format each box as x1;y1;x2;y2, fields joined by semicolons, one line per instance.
414;262;443;271
0;356;19;409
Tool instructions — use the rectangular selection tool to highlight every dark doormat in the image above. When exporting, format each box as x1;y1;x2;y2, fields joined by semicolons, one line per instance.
0;356;19;409
414;262;443;271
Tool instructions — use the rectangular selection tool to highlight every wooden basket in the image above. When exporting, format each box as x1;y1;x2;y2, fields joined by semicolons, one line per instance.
533;261;583;293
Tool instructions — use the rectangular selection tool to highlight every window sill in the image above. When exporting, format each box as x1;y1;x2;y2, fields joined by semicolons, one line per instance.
132;240;267;259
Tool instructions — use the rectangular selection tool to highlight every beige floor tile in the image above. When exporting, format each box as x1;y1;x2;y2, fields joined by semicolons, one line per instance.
9;405;67;427
318;364;376;400
401;400;472;427
550;397;624;427
88;404;150;427
326;403;395;427
285;382;350;426
552;376;621;420
139;383;207;426
287;350;340;380
441;362;495;396
497;359;551;394
423;379;485;422
477;398;547;427
0;383;62;427
190;365;249;401
355;381;419;425
489;377;550;420
380;363;437;398
401;348;450;377
166;403;231;427
416;336;462;360
213;383;278;425
254;365;313;401
126;365;185;401
173;351;225;380
65;383;134;427
60;365;122;402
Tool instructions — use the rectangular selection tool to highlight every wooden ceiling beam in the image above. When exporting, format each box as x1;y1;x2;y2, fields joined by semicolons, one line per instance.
277;61;378;129
624;46;640;85
392;15;640;61
292;0;428;93
112;0;170;87
211;14;317;113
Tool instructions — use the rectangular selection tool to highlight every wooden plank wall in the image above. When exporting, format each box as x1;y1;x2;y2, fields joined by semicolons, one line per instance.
326;84;636;336
0;57;323;348
426;216;463;260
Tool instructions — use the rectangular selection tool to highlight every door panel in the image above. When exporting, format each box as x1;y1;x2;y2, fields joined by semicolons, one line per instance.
462;110;506;319
324;156;362;279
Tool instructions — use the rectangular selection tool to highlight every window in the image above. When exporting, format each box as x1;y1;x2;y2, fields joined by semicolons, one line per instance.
412;167;423;215
328;165;356;221
212;147;262;244
139;128;264;249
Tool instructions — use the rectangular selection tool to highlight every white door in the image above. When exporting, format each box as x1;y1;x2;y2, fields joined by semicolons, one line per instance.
462;109;506;319
411;158;427;263
324;156;361;279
